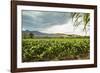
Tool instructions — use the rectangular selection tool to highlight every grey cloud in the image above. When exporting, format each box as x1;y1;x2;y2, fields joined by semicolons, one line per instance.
22;10;72;31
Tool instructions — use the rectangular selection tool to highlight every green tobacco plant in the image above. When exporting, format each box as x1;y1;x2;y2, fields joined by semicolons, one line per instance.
22;38;90;62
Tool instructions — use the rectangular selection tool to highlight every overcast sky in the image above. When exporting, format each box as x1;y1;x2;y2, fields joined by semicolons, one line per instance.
22;10;90;36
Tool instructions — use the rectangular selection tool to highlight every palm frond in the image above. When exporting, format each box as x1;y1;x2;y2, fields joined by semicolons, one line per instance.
71;13;90;34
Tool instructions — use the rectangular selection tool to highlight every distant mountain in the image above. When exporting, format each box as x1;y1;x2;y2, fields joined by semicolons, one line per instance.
23;30;47;35
22;30;81;38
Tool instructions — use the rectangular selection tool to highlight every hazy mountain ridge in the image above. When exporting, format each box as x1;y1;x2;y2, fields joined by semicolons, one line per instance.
22;30;82;37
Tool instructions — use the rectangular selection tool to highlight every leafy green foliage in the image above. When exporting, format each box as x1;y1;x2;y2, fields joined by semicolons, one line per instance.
22;38;90;62
72;13;90;34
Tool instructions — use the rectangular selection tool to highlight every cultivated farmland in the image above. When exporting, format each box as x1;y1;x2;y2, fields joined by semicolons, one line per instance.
22;38;90;62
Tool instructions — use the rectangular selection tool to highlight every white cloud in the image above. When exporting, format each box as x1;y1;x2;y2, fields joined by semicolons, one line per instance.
41;20;89;36
22;28;26;31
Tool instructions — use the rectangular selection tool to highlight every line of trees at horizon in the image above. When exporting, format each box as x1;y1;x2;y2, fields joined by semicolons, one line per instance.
22;32;90;39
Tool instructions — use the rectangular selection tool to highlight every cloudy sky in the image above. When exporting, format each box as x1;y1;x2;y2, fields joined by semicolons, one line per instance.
22;10;90;36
